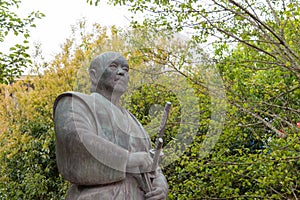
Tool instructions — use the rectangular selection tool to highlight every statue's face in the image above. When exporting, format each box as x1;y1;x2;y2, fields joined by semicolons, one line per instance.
97;55;129;95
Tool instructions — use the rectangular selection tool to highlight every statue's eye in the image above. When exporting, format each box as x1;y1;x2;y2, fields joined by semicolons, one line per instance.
122;65;129;72
109;63;117;69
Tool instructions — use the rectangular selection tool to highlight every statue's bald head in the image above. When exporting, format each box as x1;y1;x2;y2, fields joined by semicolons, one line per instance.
89;52;127;93
89;52;122;92
90;52;122;71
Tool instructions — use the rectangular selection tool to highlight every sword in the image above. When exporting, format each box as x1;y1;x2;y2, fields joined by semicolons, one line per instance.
141;102;171;193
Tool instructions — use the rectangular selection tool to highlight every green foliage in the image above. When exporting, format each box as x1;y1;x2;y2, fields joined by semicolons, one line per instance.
86;0;300;198
0;53;74;199
165;126;300;199
0;21;98;199
127;83;181;145
0;0;44;84
2;0;300;197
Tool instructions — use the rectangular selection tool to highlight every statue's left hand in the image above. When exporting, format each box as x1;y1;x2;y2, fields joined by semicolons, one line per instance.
144;167;168;199
145;187;167;200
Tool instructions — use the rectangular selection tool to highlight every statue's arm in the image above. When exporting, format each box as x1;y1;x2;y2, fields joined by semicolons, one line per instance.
54;95;129;185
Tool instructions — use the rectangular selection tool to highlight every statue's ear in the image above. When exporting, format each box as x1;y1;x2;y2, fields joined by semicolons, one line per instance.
89;69;97;85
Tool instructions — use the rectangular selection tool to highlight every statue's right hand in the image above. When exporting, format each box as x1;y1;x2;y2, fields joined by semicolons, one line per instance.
126;152;153;174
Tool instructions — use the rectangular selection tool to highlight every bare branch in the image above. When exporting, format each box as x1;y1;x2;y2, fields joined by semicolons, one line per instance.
228;0;300;61
233;101;285;137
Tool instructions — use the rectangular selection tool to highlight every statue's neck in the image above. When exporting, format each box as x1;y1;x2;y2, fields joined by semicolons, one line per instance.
96;90;122;108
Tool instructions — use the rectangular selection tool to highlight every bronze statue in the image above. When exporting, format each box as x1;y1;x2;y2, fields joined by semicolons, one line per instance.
53;52;168;199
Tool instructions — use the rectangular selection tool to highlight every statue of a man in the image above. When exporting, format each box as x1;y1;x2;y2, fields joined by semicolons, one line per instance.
53;52;168;200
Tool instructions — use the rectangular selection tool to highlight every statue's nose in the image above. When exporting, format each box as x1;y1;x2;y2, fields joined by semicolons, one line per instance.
117;66;125;75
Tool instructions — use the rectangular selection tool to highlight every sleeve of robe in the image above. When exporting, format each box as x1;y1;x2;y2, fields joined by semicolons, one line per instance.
53;93;129;186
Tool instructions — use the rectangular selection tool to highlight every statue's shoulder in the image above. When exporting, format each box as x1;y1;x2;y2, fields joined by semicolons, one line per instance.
53;91;92;113
56;91;91;100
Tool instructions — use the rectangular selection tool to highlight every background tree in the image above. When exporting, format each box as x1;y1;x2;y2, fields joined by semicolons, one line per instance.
87;0;300;198
0;0;44;84
0;21;109;199
1;0;300;197
99;0;300;138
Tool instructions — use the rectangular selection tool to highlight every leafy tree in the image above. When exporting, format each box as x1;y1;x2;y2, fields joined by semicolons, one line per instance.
0;0;44;84
98;0;300;137
87;0;300;198
0;21;110;199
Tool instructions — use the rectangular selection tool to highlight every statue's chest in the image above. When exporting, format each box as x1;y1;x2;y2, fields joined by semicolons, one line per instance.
95;104;150;152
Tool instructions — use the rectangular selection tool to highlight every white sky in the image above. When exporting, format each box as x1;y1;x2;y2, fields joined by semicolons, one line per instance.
1;0;131;61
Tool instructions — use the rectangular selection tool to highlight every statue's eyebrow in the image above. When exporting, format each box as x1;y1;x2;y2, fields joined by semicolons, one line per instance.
110;59;129;68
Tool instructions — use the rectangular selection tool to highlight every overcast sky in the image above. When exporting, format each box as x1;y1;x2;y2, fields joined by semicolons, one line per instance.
1;0;131;60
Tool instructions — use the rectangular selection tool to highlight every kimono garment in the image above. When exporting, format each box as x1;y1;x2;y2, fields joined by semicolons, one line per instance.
53;92;168;200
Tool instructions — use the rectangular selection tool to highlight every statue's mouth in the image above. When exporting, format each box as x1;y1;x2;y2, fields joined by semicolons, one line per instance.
115;77;127;84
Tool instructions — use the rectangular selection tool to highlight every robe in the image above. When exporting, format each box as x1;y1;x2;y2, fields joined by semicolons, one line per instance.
53;92;168;200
